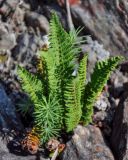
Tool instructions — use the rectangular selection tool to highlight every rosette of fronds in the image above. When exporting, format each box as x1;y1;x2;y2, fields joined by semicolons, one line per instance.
18;12;84;142
18;12;124;144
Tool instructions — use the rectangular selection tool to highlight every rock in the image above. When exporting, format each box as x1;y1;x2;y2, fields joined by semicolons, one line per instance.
61;125;115;160
24;11;49;34
93;111;107;123
71;0;128;56
40;3;68;28
11;31;47;66
0;22;17;76
0;22;16;50
24;0;39;10
0;137;49;160
121;62;128;73
109;70;128;98
110;92;128;160
0;84;23;132
0;0;20;20
94;92;110;111
11;6;27;33
11;32;35;64
82;36;110;81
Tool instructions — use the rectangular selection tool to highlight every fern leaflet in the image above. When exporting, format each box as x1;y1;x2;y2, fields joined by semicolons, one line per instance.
82;56;124;124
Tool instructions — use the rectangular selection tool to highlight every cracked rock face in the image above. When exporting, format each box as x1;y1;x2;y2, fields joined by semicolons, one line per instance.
71;0;128;57
111;92;128;160
0;0;20;19
61;125;115;160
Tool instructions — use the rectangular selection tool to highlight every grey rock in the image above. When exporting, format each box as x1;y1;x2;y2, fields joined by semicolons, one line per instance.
110;92;128;160
24;11;49;34
71;0;128;56
111;70;127;89
0;84;23;131
82;36;110;81
0;22;16;75
82;36;110;61
24;0;39;10
93;111;107;122
0;23;16;50
11;6;26;33
11;31;46;66
109;70;128;98
94;93;110;111
0;0;20;19
61;125;115;160
121;62;128;73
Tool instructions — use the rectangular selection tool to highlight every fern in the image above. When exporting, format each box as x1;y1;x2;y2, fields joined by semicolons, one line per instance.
17;12;124;144
49;13;83;79
82;56;124;124
18;67;42;104
41;50;59;95
34;94;62;143
78;54;87;104
64;77;82;132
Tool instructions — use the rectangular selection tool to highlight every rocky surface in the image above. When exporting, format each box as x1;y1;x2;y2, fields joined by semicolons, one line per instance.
0;84;23;132
82;36;110;81
0;0;49;80
71;0;128;57
0;0;127;160
109;69;128;98
110;92;128;160
61;125;115;160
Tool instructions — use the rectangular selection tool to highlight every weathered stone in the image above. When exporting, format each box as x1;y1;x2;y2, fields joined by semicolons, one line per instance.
24;11;49;34
110;92;128;160
0;22;16;50
71;0;128;56
61;125;115;160
11;31;47;67
0;0;20;20
82;36;110;82
109;70;128;98
94;92;110;111
24;0;39;10
0;84;23;132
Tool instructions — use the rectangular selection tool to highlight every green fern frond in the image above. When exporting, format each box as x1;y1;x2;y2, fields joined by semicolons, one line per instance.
82;56;124;124
34;94;62;143
18;67;42;103
40;50;59;95
64;77;82;132
40;13;84;118
49;13;83;78
47;13;84;110
78;54;87;104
